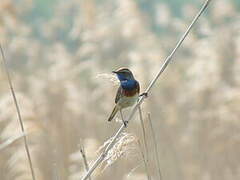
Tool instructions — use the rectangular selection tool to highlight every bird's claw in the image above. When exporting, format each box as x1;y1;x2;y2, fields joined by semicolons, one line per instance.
140;92;148;98
123;120;128;127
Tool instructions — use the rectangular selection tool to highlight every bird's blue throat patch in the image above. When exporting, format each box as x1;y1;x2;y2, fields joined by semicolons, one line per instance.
120;80;138;90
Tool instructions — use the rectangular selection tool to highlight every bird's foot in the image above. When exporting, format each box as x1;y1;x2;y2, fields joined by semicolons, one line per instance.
139;92;148;98
123;120;128;127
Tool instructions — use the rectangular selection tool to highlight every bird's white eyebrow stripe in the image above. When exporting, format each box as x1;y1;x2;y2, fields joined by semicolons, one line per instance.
118;69;130;73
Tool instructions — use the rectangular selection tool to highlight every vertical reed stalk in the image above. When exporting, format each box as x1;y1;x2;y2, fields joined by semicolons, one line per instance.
137;140;151;180
148;113;162;180
138;106;151;176
0;44;36;180
80;140;92;180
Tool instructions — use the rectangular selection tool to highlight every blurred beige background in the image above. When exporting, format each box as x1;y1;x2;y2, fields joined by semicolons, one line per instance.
0;0;240;179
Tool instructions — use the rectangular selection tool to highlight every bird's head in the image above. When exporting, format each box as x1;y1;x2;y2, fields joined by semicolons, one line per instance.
112;67;134;81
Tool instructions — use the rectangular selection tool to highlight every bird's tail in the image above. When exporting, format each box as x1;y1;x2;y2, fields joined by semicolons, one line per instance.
108;105;118;122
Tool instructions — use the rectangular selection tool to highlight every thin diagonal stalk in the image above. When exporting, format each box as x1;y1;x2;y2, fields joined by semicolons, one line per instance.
80;140;92;180
144;0;212;94
138;106;151;177
81;1;212;179
148;113;162;180
137;140;151;180
0;44;36;180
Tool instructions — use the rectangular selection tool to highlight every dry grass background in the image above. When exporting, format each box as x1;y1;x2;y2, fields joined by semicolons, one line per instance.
0;0;240;179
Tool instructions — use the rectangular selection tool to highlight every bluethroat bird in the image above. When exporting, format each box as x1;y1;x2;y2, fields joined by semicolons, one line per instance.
108;67;140;126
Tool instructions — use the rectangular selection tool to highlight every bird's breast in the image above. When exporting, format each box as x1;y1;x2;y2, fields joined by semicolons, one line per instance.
122;88;139;97
117;93;139;109
117;79;140;109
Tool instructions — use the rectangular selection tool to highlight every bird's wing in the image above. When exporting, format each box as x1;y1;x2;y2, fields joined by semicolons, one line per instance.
115;86;123;104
